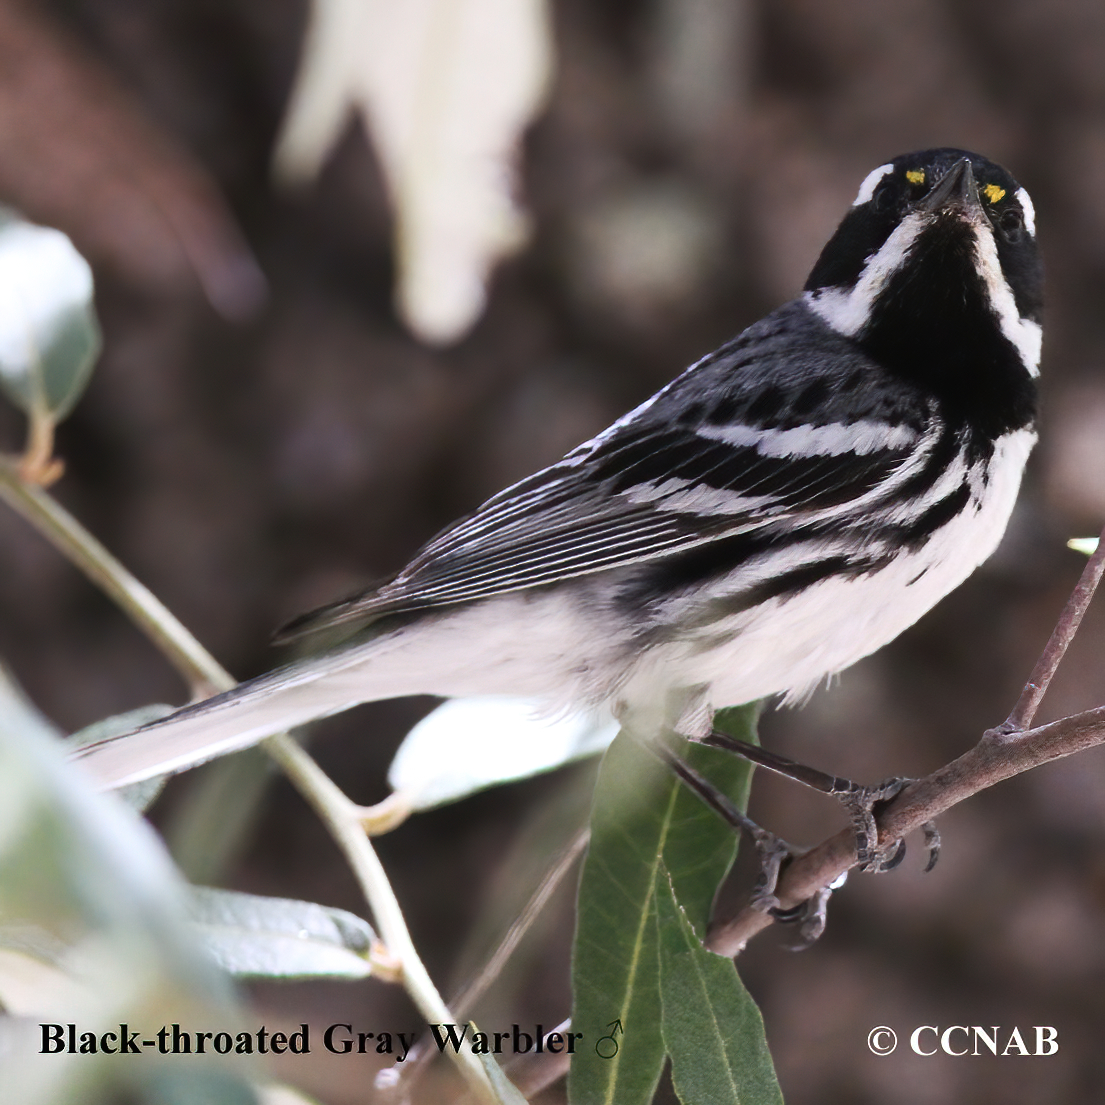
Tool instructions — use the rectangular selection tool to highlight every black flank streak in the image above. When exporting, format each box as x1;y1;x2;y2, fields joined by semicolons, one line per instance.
687;552;898;641
884;482;973;548
893;427;962;501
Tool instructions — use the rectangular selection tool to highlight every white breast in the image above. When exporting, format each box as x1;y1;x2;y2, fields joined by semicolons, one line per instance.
614;427;1037;735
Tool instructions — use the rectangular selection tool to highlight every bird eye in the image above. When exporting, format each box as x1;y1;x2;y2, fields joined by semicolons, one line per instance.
998;208;1024;242
872;181;896;212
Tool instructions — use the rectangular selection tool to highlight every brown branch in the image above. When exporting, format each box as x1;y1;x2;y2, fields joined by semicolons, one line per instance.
1003;520;1105;732
707;705;1105;956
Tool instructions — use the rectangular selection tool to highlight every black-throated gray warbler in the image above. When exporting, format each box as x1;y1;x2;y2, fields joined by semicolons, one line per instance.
75;149;1042;792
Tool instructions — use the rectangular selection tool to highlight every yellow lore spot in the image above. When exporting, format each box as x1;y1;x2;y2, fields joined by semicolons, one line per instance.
905;169;925;185
983;183;1006;204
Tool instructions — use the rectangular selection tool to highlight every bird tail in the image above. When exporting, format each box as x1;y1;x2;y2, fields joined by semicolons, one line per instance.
70;625;444;791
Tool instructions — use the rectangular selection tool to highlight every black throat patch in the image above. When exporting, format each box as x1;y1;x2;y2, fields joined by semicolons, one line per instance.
857;214;1036;439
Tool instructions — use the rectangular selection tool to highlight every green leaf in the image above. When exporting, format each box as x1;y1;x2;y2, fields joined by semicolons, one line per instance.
187;887;378;980
474;1044;531;1105
388;696;617;810
656;869;782;1105
568;705;761;1105
0;214;101;421
1068;537;1099;556
666;705;761;927
569;734;666;1105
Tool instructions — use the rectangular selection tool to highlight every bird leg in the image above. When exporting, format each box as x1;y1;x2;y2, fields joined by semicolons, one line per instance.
701;730;941;874
645;739;820;926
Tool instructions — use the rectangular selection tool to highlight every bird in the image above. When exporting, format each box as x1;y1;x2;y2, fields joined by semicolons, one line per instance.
73;148;1043;795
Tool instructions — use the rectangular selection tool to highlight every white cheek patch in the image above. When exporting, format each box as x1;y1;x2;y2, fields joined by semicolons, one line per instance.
1015;186;1036;237
972;221;1042;376
853;163;894;206
804;212;927;335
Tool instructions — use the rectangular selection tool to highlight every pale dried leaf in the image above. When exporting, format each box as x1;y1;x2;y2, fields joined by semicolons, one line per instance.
276;0;553;344
387;696;617;809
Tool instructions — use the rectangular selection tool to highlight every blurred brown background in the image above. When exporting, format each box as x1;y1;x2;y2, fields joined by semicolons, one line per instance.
1;1;1104;1102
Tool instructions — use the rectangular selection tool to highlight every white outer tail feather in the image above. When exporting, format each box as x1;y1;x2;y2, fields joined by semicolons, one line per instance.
70;592;601;791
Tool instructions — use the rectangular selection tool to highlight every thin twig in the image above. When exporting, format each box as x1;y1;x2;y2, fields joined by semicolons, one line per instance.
1003;519;1105;733
390;830;590;1101
453;827;590;1020
18;408;63;486
707;705;1105;956
0;457;228;697
506;1018;574;1099
263;736;502;1103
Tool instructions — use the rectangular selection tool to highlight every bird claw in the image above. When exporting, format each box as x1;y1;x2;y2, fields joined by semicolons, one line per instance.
702;733;943;877
745;827;841;946
836;776;940;874
770;885;835;948
747;828;799;914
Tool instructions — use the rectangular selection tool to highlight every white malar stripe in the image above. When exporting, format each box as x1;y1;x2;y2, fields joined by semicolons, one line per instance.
804;211;928;336
698;420;918;457
853;163;894;206
971;220;1043;377
1015;187;1036;238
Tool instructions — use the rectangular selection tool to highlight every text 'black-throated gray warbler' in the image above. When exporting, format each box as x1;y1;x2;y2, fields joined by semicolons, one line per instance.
75;149;1042;792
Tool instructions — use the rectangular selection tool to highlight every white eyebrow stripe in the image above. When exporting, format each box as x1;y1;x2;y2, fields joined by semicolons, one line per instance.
853;163;894;206
1015;187;1036;237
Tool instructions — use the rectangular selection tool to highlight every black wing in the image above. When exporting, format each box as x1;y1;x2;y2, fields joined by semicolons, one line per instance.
279;302;936;640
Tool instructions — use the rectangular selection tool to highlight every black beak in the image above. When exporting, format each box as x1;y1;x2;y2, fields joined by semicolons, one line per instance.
919;157;981;214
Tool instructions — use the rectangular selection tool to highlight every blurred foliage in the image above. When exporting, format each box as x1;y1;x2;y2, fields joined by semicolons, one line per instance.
0;667;258;1105
275;0;552;344
387;696;617;811
187;887;379;982
0;210;100;423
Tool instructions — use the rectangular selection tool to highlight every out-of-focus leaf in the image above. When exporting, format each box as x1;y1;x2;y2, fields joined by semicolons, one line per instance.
187;887;378;980
568;706;761;1105
274;0;553;344
1068;537;1099;556
0;5;264;319
0;947;92;1017
656;870;782;1105
475;1048;530;1105
259;1085;324;1105
0;214;99;421
387;696;617;810
68;704;176;812
0;665;257;1105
